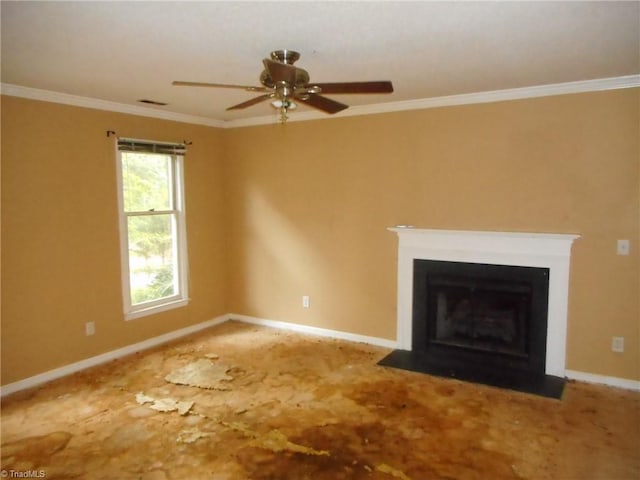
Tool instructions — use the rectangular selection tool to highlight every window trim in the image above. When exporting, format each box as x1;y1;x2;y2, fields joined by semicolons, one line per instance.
115;139;189;320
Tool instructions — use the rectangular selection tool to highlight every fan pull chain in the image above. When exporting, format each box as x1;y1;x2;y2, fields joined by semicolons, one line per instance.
279;104;289;124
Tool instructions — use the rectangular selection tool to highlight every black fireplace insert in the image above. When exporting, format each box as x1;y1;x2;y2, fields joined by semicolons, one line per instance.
379;260;565;398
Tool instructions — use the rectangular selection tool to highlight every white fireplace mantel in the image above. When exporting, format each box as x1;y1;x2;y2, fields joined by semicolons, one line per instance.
388;227;580;377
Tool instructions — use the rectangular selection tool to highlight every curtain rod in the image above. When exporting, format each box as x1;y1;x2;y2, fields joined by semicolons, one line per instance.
106;130;192;146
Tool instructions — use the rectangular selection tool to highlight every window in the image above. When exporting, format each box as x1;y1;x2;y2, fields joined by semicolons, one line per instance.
116;138;188;319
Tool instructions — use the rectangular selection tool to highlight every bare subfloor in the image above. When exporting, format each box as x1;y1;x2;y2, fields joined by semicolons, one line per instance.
1;321;639;479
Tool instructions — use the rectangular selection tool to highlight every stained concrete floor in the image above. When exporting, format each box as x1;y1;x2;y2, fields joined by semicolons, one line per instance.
1;321;639;480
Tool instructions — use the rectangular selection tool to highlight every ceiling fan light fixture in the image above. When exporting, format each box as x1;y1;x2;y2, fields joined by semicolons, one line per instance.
271;99;297;110
173;49;393;123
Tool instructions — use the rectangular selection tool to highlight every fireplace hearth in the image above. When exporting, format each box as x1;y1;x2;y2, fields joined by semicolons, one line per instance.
379;228;580;399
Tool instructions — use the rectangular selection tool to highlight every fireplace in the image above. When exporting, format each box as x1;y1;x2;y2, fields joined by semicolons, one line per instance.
379;228;579;398
413;259;549;377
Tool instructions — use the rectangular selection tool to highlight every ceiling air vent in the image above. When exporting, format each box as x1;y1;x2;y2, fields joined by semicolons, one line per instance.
137;99;168;106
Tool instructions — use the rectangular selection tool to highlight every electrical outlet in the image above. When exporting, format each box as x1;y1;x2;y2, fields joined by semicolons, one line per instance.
617;239;630;255
85;321;95;336
302;295;310;308
612;336;624;353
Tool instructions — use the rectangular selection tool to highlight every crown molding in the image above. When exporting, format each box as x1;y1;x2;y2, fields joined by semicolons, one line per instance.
3;75;638;130
353;74;640;116
0;83;225;128
225;74;640;128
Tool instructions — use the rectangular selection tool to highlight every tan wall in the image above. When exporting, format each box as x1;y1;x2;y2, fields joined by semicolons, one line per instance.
2;88;638;386
224;89;639;381
1;96;228;384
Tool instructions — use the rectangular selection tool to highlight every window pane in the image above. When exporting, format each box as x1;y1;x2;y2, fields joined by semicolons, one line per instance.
122;153;172;212
127;214;177;305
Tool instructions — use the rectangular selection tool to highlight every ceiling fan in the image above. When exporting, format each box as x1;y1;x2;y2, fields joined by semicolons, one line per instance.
173;49;393;122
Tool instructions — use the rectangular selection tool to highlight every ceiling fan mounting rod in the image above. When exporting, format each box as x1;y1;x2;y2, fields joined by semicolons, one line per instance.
271;49;300;65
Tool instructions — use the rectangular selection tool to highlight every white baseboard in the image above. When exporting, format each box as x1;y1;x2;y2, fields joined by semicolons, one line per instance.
0;314;229;397
3;313;638;396
229;313;398;349
565;369;640;392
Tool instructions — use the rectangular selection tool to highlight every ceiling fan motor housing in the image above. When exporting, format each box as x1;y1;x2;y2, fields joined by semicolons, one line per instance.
259;67;310;91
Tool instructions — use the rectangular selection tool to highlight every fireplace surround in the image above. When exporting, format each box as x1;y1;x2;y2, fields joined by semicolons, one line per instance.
381;228;580;397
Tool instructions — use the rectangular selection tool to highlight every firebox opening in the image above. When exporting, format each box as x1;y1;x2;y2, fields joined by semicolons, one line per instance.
412;260;550;374
428;275;531;359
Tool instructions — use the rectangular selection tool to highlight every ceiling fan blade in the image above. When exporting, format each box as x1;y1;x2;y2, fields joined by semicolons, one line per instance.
173;81;268;92
226;94;274;111
310;81;394;94
296;94;349;114
262;58;298;84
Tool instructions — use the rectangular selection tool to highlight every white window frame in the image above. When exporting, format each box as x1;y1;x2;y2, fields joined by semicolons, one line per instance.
115;139;189;320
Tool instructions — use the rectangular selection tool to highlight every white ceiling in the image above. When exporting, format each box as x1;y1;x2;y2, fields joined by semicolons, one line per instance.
2;1;639;125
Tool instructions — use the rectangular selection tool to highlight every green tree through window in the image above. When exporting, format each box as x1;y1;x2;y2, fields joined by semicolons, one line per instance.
117;144;188;319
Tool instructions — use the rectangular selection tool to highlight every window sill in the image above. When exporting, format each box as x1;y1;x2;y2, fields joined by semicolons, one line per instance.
125;298;189;321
